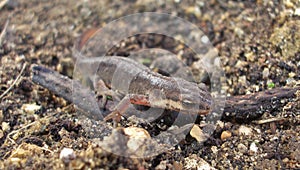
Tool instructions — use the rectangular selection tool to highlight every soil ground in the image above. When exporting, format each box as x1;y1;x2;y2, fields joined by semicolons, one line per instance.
0;0;299;169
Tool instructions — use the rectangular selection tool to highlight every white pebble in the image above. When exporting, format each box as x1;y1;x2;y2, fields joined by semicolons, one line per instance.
59;148;76;162
262;68;269;79
201;35;209;44
249;142;258;154
1;122;10;132
211;146;218;154
21;103;41;114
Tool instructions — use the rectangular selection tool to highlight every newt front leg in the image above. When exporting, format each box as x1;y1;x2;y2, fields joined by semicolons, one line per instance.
103;94;151;122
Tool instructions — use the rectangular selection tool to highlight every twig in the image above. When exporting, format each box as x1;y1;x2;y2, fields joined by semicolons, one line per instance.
0;16;10;46
5;142;53;160
4;115;54;146
5;121;37;145
7;143;25;158
223;86;300;122
0;63;27;100
2;142;24;159
31;64;103;121
253;117;286;125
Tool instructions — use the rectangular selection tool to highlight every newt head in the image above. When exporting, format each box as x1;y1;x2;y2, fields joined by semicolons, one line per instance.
147;77;213;115
175;79;212;115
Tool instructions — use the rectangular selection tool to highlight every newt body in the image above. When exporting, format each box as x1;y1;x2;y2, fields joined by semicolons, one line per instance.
76;56;212;118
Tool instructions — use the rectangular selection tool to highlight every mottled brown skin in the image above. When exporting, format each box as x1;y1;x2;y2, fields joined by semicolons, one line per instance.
87;56;212;116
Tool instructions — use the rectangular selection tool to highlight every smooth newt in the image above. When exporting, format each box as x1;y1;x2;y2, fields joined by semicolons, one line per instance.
75;56;212;121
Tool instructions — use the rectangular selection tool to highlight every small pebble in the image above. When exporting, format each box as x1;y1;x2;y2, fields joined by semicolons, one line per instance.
215;120;225;129
123;127;150;139
288;72;296;78
211;146;218;154
184;154;216;170
237;143;248;154
123;127;151;154
184;6;201;18
238;125;253;136
270;136;279;142
282;157;289;163
238;75;247;85
155;160;167;170
221;130;232;141
286;78;296;85
60;148;76;163
190;125;207;143
2;122;10;132
254;128;261;134
249;142;258;154
21;103;41;114
245;52;255;62
235;60;247;68
201;35;209;44
262;68;269;79
234;27;244;38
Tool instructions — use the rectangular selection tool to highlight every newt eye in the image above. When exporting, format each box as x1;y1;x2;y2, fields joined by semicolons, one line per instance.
182;99;197;109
